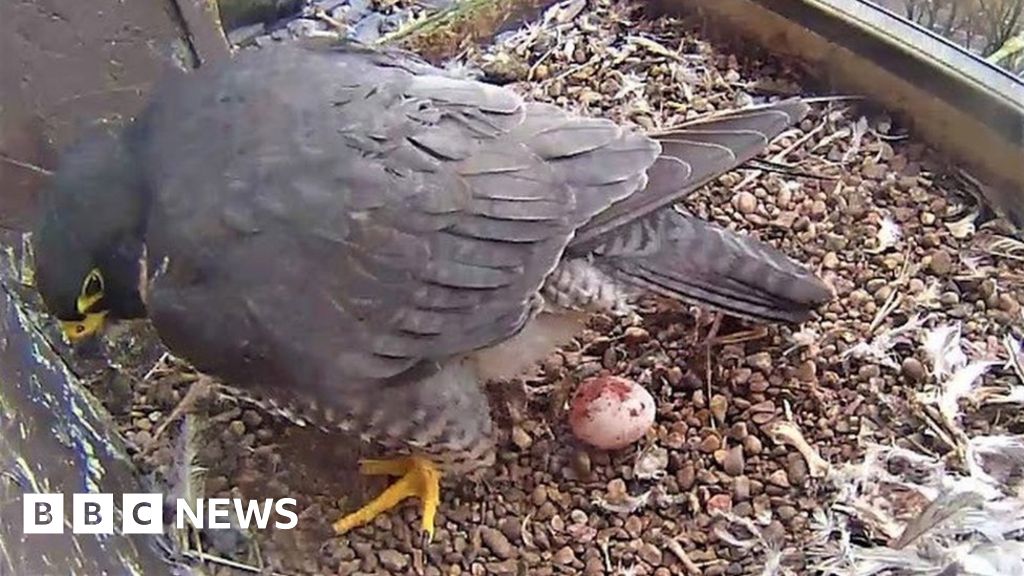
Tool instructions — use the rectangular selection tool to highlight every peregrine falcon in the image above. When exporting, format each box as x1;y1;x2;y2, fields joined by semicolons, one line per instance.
33;42;832;539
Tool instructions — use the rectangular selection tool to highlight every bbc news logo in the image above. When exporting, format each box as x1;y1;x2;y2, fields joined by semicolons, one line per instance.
23;494;298;534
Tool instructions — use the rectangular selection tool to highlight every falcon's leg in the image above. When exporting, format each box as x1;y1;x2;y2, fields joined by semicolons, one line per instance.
333;456;441;540
332;358;494;541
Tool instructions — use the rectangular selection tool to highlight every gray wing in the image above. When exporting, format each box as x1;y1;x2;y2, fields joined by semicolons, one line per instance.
560;97;831;323
569;98;809;251
586;208;833;323
138;44;657;451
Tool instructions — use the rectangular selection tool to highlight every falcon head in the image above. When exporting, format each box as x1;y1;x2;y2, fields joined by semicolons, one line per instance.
37;262;110;342
33;124;148;343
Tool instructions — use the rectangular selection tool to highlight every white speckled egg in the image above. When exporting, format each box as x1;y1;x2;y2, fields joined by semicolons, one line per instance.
569;375;656;450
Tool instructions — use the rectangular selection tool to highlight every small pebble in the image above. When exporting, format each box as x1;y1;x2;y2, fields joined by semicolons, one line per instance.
728;422;749;440
707;494;732;513
929;249;954;275
553;546;576;565
133;430;152;447
710;394;728;424
795;360;817;383
734;476;751;501
377;550;408;572
531;486;548;506
699;433;722;453
746;352;773;373
625;516;643;538
638;543;663;566
734;191;758;214
743;435;763;455
763;520;786;543
624;326;650;345
768;469;791;488
512;426;533;450
786;453;809;486
901;357;926;382
777;505;799;521
998;293;1021;315
722;446;745;476
481;527;515;560
677;464;696;490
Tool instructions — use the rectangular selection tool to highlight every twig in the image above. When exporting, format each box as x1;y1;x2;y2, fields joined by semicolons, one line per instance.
801;95;865;104
0;153;53;176
986;235;1024;263
664;536;702;575
736;117;827;190
152;376;215;442
599;539;613;573
746;159;839;181
538;57;598;87
920;405;961;454
842;116;868;164
768;420;831;478
868;252;913;334
143;352;174;381
892;490;985;549
520;513;534;548
1004;335;1024;384
627;35;687;63
527;47;556;80
181;550;295;576
313;7;349;34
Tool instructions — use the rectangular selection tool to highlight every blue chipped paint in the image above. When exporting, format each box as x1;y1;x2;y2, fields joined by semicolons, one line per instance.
1;282;167;572
6;296;121;495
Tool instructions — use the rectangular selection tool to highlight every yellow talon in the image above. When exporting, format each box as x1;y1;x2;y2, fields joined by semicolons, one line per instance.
333;456;441;541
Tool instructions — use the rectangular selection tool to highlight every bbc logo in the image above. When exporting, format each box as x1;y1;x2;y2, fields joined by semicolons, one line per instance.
23;493;164;535
22;493;299;534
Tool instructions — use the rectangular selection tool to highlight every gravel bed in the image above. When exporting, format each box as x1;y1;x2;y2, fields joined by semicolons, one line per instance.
54;1;1024;575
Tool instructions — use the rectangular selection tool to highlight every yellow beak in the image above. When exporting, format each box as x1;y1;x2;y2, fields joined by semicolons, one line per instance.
60;312;108;343
77;291;103;316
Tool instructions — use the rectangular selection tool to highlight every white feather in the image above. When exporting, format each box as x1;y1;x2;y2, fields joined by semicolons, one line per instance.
923;323;967;380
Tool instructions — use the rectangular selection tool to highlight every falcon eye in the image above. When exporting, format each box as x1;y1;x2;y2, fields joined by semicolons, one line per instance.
76;268;106;314
83;269;104;297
